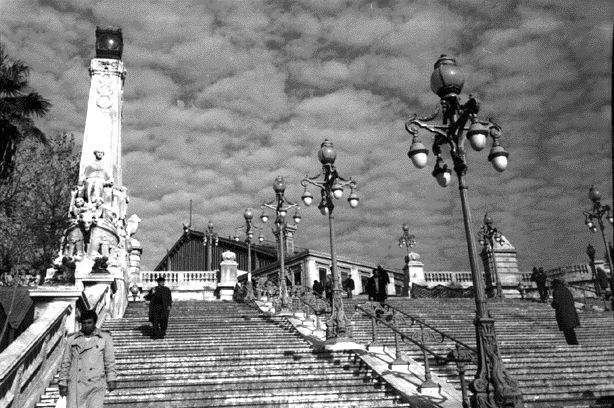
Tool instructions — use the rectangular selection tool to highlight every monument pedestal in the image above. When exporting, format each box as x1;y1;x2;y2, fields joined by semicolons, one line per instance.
218;251;238;301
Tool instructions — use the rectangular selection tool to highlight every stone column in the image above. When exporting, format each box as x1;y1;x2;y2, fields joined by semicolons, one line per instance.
218;251;238;300
480;235;521;297
404;252;425;297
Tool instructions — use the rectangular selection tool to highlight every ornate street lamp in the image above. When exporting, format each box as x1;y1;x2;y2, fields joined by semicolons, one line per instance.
234;208;264;301
398;223;417;257
260;176;301;311
301;139;359;344
583;185;614;310
478;213;505;298
405;55;522;407
203;220;219;272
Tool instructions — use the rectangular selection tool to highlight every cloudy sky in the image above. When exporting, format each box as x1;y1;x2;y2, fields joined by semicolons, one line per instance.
1;0;612;273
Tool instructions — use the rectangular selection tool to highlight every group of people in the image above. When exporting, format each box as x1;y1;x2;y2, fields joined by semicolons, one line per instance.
311;265;388;303
530;266;580;346
366;265;390;303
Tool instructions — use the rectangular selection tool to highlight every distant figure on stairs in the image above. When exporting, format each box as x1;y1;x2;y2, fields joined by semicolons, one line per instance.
551;278;580;345
344;276;355;299
324;275;333;303
366;270;377;301
144;276;173;339
376;265;390;303
531;266;549;303
312;280;324;297
58;310;117;408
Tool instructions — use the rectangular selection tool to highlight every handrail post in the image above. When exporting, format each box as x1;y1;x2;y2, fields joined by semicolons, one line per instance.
418;322;440;394
389;309;410;369
366;308;382;352
454;344;470;408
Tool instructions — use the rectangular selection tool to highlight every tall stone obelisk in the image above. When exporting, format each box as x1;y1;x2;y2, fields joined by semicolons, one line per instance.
79;26;126;186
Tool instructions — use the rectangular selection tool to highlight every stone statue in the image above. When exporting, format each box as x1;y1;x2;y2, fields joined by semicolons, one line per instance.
125;214;141;238
222;251;236;262
79;150;114;204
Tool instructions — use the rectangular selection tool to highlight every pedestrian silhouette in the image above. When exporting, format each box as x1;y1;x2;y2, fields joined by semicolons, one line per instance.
551;278;580;345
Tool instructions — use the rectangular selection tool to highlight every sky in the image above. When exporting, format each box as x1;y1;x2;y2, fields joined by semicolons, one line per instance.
0;0;612;273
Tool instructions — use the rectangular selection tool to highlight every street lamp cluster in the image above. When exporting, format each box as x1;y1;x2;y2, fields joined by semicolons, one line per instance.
583;185;614;311
260;176;301;312
478;213;505;298
301;139;359;343
404;55;522;407
203;220;219;272
398;223;416;256
234;208;264;301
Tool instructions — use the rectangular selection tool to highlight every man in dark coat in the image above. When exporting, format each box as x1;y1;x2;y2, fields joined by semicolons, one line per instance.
366;270;378;301
551;278;580;345
597;268;610;293
324;275;333;303
312;280;324;297
344;276;355;299
531;267;549;303
376;265;390;303
144;276;172;339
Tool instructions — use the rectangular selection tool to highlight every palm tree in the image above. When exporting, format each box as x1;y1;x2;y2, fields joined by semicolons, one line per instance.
0;43;51;178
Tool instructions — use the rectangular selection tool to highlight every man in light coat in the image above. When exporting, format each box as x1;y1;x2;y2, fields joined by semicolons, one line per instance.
58;309;117;408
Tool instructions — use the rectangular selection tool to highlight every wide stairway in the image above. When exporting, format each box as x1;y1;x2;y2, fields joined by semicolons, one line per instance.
347;297;614;407
77;301;411;407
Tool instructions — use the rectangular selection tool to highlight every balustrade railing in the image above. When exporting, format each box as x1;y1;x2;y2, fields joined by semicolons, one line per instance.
289;286;331;334
0;303;71;408
355;301;476;407
141;271;217;287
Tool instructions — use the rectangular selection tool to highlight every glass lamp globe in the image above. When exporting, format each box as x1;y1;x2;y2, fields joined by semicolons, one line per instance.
467;121;488;151
435;170;451;187
260;213;268;223
408;141;428;169
347;192;359;208
332;184;343;199
302;190;313;206
488;146;509;172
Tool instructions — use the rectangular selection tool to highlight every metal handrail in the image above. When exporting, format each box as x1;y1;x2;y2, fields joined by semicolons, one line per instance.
355;302;476;407
291;285;332;315
355;303;475;362
381;302;477;353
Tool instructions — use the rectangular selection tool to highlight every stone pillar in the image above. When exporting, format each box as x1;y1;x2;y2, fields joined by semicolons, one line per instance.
128;238;143;289
218;251;238;300
480;235;521;297
350;266;362;296
403;252;425;297
283;224;297;255
304;258;319;290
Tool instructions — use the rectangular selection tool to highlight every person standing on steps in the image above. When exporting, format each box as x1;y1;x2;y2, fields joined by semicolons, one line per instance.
531;266;549;303
551;278;580;345
344;276;355;299
58;309;117;408
366;269;378;301
144;276;173;339
376;264;390;303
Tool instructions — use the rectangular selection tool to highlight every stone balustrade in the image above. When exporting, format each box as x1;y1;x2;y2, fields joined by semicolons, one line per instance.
423;271;473;286
140;271;218;292
0;302;71;408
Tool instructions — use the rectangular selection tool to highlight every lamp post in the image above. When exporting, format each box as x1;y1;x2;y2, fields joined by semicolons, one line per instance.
301;139;359;343
398;223;417;257
260;176;301;311
203;220;219;272
478;213;505;298
586;243;600;296
405;55;522;407
582;185;614;311
234;208;264;301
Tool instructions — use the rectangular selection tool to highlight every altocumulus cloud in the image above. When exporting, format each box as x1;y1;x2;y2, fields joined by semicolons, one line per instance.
0;0;611;272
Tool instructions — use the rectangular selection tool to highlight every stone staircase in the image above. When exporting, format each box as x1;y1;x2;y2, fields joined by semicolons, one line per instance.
346;297;614;407
38;300;411;408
